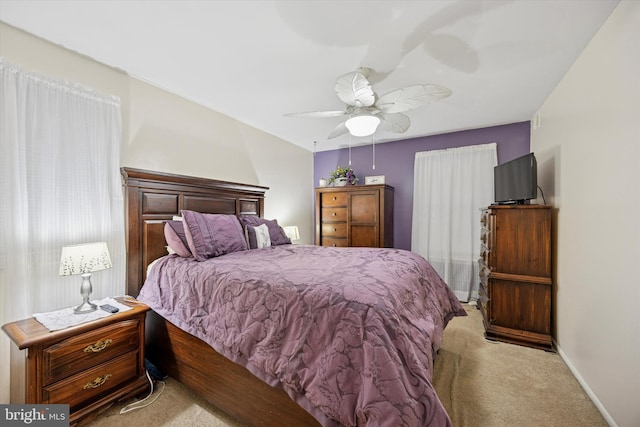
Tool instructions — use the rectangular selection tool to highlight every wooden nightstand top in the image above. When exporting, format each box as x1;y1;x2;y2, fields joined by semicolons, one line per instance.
2;297;149;350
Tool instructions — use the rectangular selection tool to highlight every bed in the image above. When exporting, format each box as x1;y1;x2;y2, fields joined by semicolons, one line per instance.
121;167;466;427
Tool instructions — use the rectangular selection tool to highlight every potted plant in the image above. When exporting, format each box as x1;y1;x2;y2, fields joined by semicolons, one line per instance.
329;166;358;186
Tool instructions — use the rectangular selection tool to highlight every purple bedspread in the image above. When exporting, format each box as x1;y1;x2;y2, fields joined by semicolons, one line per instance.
138;245;466;426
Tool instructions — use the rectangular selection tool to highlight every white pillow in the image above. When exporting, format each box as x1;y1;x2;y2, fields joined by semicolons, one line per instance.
254;224;271;249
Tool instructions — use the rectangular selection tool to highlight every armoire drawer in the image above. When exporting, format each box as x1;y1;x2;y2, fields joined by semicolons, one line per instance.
321;237;348;247
320;192;347;207
321;207;348;222
321;223;348;237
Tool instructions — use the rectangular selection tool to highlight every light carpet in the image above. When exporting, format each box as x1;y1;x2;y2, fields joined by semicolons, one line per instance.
89;305;606;426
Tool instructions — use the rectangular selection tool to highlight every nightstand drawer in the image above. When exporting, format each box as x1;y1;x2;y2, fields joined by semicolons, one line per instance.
43;351;139;409
321;192;347;207
43;318;140;384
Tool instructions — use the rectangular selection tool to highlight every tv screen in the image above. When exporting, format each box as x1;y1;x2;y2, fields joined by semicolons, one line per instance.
494;153;537;204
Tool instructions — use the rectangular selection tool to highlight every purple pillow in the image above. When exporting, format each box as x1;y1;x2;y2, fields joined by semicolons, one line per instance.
164;220;192;257
239;216;291;246
181;210;248;261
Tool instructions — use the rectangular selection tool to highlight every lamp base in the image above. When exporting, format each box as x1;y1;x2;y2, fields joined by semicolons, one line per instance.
74;273;97;314
74;301;97;314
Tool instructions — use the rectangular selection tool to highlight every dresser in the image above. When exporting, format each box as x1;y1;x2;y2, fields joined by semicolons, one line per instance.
478;205;553;350
2;299;150;425
315;185;393;248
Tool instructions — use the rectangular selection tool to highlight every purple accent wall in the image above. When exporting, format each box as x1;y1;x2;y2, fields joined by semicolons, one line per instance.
313;121;531;250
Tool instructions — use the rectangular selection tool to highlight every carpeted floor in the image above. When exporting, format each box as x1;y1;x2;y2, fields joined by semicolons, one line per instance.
89;305;607;426
432;305;606;426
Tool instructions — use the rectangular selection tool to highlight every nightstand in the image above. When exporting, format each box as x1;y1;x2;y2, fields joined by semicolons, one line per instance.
2;298;150;426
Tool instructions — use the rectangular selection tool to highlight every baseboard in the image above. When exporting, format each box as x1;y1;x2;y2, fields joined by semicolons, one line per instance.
553;338;617;427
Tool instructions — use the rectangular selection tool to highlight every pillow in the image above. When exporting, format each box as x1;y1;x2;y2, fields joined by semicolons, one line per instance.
181;210;248;261
246;224;272;249
164;220;192;257
239;216;291;246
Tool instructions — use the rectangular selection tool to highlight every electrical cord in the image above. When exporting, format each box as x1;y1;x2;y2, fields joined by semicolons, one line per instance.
537;185;547;205
119;370;166;414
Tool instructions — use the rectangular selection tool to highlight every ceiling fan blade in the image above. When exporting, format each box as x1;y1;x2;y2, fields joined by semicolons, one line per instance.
378;113;411;133
335;71;376;108
284;110;347;118
327;121;350;139
376;84;452;113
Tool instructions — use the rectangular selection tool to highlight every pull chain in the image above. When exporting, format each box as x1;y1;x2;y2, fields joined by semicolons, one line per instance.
348;134;352;166
372;133;376;170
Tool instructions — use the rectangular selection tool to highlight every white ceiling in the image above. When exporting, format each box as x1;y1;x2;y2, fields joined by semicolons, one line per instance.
0;0;619;152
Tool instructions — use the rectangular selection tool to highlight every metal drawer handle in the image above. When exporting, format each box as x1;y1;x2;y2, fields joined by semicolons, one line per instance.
83;374;112;389
332;212;337;216
332;244;337;247
84;339;112;353
334;228;337;232
332;197;337;201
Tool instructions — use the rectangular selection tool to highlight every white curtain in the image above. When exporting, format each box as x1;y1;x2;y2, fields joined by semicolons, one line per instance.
0;58;124;403
411;143;497;302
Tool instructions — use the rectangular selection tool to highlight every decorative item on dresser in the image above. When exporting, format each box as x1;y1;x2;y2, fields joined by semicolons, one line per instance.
328;165;358;186
478;204;553;351
315;184;393;248
1;298;150;426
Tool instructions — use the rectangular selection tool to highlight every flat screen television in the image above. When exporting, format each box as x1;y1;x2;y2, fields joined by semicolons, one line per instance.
494;153;537;204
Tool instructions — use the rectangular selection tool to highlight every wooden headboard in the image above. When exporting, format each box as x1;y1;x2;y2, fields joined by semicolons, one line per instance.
121;167;268;297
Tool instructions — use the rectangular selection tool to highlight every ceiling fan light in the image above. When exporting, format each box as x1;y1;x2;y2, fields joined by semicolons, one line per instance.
345;115;380;137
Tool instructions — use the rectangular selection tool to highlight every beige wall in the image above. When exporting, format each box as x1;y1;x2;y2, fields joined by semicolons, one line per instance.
0;22;314;244
531;2;640;426
1;22;314;405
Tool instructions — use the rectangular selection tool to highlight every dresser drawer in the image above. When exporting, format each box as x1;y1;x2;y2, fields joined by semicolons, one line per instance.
478;279;489;296
479;246;490;265
480;228;491;246
321;223;348;237
43;351;139;409
480;209;490;228
321;237;348;247
478;263;491;284
321;207;347;222
321;192;347;207
43;319;140;385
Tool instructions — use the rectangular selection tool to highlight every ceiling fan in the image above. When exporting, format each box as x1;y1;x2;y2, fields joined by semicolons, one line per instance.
285;67;452;139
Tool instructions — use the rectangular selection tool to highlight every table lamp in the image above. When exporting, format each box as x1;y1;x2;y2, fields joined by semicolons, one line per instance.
59;242;112;314
283;226;300;242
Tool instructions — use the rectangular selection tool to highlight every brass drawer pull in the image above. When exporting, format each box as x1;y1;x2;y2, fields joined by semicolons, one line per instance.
84;339;112;353
332;212;337;216
83;374;112;389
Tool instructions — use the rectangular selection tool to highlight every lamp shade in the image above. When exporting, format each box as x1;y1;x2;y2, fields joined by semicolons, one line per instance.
283;226;300;241
345;115;381;137
59;242;112;276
